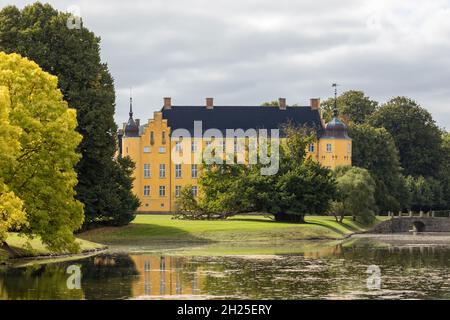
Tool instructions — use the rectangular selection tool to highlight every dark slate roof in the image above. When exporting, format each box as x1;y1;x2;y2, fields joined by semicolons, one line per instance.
321;117;351;140
161;106;323;137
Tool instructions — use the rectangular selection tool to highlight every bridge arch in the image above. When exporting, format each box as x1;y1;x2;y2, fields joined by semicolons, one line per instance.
412;221;426;232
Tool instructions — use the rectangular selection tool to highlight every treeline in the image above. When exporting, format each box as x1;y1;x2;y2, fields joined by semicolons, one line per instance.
321;91;450;213
176;92;449;224
0;3;139;252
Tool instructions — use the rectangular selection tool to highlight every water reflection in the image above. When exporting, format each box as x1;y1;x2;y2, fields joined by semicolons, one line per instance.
130;256;203;297
1;239;450;299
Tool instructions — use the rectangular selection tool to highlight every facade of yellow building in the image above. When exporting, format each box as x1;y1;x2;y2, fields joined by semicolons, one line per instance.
119;97;351;213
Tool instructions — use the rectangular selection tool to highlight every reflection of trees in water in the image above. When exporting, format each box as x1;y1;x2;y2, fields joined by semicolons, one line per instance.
0;254;139;300
343;244;450;268
195;256;346;299
195;246;450;299
0;264;83;300
341;244;450;298
80;254;139;300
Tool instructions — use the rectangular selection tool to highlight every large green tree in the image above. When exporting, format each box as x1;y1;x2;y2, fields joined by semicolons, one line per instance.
0;3;139;228
176;125;337;222
0;52;84;252
369;97;443;177
405;176;440;211
348;124;410;212
321;90;378;124
332;166;377;225
440;133;450;209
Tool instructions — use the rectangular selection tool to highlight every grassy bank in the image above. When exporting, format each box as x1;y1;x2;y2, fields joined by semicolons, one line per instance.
79;214;388;252
0;233;105;263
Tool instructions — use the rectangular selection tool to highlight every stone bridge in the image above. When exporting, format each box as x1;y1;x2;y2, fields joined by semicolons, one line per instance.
370;217;450;233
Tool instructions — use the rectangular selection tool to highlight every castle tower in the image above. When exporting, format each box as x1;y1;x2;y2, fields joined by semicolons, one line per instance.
317;84;352;168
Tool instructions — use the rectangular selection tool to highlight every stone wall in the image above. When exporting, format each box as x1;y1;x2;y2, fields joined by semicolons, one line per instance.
370;217;450;233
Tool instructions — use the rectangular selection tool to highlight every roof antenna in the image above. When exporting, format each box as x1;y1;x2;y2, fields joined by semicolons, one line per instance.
332;83;339;117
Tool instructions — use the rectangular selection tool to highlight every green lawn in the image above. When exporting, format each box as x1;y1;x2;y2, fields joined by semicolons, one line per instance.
79;214;388;251
1;215;388;260
0;233;105;262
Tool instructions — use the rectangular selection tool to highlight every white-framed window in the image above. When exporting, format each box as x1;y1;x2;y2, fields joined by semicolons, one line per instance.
347;143;351;153
192;186;198;197
143;146;151;153
159;185;166;197
175;164;182;178
191;164;198;178
175;185;182;198
326;143;332;153
159;164;166;178
144;164;151;178
175;141;182;152
144;185;150;197
192;140;198;152
308;143;315;153
159;146;166;153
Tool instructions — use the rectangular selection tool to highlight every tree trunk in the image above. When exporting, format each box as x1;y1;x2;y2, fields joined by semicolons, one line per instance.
274;213;305;223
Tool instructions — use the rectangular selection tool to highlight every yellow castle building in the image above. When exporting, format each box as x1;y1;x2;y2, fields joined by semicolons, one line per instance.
118;97;351;213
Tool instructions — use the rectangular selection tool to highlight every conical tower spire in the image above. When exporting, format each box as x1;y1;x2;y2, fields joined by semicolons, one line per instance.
124;87;139;137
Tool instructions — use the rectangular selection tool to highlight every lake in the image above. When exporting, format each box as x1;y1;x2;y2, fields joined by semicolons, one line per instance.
1;234;450;299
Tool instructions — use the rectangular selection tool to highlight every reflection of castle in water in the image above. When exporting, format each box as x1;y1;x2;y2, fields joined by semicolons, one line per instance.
303;244;343;259
130;256;203;297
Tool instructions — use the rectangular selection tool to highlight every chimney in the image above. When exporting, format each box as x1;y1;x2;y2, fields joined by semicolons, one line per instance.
310;98;320;110
278;98;286;110
163;97;172;109
206;97;214;109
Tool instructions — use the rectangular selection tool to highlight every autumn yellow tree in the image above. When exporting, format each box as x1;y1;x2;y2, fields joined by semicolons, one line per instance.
0;52;84;252
0;86;26;244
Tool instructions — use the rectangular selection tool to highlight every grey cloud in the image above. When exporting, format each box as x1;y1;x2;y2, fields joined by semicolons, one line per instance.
2;0;450;129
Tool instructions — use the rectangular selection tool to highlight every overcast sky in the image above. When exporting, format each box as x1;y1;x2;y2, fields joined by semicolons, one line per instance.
3;0;450;130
